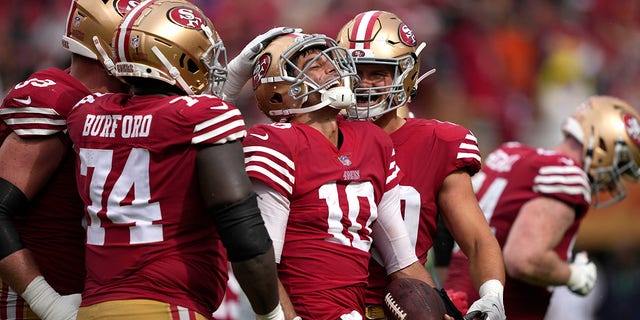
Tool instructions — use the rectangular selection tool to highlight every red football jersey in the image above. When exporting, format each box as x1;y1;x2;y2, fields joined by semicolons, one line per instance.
67;93;246;317
243;117;400;320
365;118;482;305
445;142;590;319
0;69;88;303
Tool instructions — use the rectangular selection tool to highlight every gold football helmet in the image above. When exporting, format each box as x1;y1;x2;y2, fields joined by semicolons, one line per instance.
562;95;640;207
252;33;359;122
336;10;428;120
112;0;227;95
62;0;138;60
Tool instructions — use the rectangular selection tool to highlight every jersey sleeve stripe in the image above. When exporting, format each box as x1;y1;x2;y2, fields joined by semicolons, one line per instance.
243;146;295;170
12;128;61;136
532;184;590;202
386;163;400;184
191;119;246;144
465;134;478;142
244;155;295;184
193;109;242;132
534;175;590;189
459;142;479;152
3;117;66;126
213;131;246;144
538;165;586;176
0;107;61;116
245;165;293;194
456;152;481;162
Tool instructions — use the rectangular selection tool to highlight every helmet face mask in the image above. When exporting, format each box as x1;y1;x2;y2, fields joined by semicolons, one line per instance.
252;33;359;122
112;0;227;95
336;10;421;120
562;96;640;207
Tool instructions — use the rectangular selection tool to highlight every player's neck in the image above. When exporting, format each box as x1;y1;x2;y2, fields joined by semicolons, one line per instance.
374;111;406;134
69;54;126;94
293;108;341;146
554;136;584;165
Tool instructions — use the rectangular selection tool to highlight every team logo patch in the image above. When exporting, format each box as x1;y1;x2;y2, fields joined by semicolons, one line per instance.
398;23;417;47
114;0;141;16
253;54;271;89
623;113;640;146
351;50;365;58
168;6;205;29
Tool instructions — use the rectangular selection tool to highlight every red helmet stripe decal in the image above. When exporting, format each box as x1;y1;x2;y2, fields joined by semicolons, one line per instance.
116;0;155;62
65;1;78;36
350;10;382;50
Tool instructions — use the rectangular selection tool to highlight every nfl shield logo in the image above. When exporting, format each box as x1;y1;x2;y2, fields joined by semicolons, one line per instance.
338;155;352;166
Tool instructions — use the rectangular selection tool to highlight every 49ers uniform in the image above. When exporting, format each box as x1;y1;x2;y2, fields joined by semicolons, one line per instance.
445;142;590;319
243;117;401;320
66;93;246;318
0;68;89;319
365;118;482;305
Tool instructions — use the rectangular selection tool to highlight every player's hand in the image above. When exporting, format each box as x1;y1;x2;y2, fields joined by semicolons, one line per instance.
464;279;505;320
464;294;505;320
567;251;597;296
222;27;302;103
22;276;81;320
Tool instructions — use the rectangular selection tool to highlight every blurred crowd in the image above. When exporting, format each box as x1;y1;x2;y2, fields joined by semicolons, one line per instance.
2;0;640;153
1;0;639;318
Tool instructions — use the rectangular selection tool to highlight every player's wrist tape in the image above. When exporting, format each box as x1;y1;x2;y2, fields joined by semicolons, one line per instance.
0;178;28;259
255;303;284;320
478;279;503;298
22;276;59;314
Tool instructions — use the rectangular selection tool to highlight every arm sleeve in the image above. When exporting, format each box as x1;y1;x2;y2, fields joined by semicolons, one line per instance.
371;185;418;274
253;181;290;263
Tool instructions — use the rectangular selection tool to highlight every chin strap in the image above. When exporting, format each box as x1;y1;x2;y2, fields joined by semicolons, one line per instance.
151;46;194;95
92;36;116;76
413;42;436;91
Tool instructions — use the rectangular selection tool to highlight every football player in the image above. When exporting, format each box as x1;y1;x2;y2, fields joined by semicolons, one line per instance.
243;31;442;320
445;95;640;319
64;1;282;319
336;10;506;320
0;1;134;319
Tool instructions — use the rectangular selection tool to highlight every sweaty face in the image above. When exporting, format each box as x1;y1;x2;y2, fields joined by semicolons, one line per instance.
355;63;394;107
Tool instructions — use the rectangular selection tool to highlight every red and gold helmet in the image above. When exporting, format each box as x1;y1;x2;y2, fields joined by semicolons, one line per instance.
62;0;140;60
112;0;227;95
252;33;358;122
336;10;424;120
562;95;640;207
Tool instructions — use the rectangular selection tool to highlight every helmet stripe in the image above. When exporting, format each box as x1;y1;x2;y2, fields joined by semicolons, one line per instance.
116;0;154;62
65;1;78;37
350;10;383;50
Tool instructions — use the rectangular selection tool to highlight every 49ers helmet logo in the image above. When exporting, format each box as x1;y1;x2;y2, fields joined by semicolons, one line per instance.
398;23;417;47
168;6;205;29
253;54;271;89
114;0;141;16
624;113;640;146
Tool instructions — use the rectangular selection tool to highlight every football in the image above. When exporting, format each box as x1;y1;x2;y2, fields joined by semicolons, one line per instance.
383;278;447;320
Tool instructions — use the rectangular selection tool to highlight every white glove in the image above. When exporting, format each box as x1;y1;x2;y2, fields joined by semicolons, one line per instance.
465;280;506;320
21;276;81;320
223;27;302;104
567;251;597;296
255;303;285;320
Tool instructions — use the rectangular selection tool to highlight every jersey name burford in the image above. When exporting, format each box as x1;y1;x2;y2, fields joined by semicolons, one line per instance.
81;113;152;138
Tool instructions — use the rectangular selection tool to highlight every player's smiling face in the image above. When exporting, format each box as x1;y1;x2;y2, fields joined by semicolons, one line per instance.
355;63;393;107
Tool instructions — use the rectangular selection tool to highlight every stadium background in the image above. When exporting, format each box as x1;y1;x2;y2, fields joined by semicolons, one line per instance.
0;0;638;317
